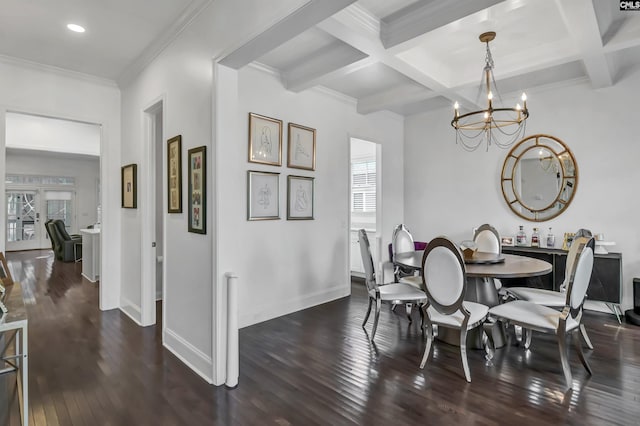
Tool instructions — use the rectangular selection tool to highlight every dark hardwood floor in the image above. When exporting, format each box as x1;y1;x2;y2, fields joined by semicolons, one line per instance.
2;249;640;425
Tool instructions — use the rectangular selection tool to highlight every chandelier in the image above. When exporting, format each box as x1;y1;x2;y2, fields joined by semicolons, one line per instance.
451;32;529;151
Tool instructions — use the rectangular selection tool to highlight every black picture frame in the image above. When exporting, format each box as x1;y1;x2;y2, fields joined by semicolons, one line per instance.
188;146;206;234
121;163;137;208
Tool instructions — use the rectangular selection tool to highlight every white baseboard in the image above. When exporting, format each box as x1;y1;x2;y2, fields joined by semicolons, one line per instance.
164;328;213;384
239;284;350;328
120;297;142;325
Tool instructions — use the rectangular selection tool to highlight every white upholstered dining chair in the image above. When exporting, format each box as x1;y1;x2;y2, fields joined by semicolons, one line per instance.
487;236;595;389
472;223;502;292
358;229;427;343
419;237;489;382
504;228;595;349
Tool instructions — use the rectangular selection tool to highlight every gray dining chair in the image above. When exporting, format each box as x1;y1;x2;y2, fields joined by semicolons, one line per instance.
419;236;490;382
504;228;595;349
487;236;595;388
358;229;427;343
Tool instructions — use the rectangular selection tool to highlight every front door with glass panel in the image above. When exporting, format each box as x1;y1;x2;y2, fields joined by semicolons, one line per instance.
6;190;41;251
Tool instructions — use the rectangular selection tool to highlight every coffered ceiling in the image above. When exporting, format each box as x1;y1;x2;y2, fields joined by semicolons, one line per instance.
3;0;640;117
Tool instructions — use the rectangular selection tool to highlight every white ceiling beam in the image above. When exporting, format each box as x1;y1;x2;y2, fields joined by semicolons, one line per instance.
380;0;506;51
556;0;613;89
283;43;370;92
357;84;434;114
219;0;357;69
318;5;476;110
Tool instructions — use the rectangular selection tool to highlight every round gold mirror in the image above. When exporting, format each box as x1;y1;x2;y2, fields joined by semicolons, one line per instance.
501;134;578;222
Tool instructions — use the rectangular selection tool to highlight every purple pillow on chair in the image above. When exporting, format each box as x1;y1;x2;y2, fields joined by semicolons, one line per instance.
414;241;427;251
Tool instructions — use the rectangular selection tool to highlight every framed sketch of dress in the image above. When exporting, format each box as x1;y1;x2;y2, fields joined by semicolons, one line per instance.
287;175;314;220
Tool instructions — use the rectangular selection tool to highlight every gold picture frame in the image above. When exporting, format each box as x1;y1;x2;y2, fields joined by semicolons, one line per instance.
188;146;206;234
121;163;137;209
562;232;576;251
167;135;182;213
287;123;316;171
248;113;282;166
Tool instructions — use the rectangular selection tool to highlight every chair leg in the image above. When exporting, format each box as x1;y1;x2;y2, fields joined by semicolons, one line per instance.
579;324;594;350
574;330;593;375
418;304;425;336
370;298;382;342
362;298;373;327
419;322;434;369
405;303;413;323
557;329;573;389
524;328;532;350
460;327;471;382
482;320;496;360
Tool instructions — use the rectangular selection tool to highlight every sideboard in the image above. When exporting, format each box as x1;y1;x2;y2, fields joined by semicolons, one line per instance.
501;245;622;317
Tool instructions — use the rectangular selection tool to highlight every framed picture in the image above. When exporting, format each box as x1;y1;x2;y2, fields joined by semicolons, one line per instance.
287;175;314;220
121;163;137;208
562;232;576;251
248;113;282;166
501;236;515;247
167;135;182;213
188;146;206;234
287;123;316;170
0;252;13;286
247;171;280;220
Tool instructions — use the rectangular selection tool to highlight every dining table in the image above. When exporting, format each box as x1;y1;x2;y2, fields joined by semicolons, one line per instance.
393;250;553;348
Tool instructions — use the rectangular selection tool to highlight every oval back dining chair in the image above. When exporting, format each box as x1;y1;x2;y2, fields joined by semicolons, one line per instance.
420;237;489;382
487;236;595;388
471;223;503;297
505;228;595;349
358;229;427;343
473;224;501;254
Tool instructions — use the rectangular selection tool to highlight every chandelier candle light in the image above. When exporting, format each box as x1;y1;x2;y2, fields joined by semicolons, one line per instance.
451;31;529;151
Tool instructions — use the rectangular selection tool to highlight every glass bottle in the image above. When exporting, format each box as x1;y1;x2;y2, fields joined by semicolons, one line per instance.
546;227;555;248
531;227;540;247
516;225;527;246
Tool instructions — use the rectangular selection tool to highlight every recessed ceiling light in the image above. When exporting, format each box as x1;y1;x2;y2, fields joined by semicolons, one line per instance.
67;24;86;33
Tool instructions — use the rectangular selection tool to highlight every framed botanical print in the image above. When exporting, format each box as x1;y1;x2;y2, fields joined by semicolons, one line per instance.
188;146;206;234
247;171;280;220
121;163;137;208
167;135;182;213
248;113;282;166
287;175;314;220
287;123;316;170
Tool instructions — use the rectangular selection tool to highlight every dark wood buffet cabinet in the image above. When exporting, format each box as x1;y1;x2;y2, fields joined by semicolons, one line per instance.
501;246;622;315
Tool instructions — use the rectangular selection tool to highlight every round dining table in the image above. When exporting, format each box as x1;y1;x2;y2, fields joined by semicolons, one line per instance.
393;250;552;348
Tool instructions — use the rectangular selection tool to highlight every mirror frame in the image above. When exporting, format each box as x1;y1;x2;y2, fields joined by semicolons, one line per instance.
501;134;578;222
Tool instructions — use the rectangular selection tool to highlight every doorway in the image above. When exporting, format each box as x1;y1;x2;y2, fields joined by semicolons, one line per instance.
349;137;382;278
140;99;164;327
6;182;77;252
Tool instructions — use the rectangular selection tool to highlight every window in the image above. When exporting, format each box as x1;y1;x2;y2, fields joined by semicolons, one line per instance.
351;160;376;213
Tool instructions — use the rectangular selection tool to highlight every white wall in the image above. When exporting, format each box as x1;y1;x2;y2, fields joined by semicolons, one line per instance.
404;69;640;311
0;58;121;310
118;0;311;384
217;65;404;329
6;150;100;232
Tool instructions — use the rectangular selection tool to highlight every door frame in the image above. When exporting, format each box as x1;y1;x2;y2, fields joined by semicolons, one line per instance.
140;96;165;327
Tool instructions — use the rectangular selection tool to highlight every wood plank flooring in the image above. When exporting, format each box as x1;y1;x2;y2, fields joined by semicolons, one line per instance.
2;249;640;425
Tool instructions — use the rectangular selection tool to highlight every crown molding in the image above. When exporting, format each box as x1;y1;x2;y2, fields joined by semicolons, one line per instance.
340;3;380;37
248;62;281;78
0;54;117;88
117;0;213;88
